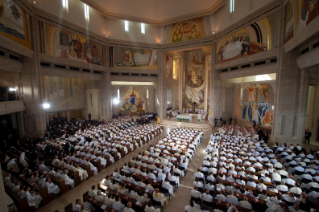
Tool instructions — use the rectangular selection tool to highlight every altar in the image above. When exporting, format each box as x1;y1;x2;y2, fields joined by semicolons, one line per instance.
176;114;193;122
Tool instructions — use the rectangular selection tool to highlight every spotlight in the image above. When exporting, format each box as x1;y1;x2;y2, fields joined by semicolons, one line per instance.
42;103;50;109
9;87;16;91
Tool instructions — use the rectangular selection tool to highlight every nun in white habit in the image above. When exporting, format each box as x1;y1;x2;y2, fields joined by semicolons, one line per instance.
19;152;29;168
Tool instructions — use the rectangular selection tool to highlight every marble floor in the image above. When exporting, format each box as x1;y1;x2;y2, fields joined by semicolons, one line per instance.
35;120;318;212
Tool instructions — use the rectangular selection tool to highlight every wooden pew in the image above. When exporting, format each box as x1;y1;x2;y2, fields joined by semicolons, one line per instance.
51;163;81;187
19;175;54;206
98;183;146;211
64;203;74;212
83;191;118;212
37;168;69;195
5;185;36;212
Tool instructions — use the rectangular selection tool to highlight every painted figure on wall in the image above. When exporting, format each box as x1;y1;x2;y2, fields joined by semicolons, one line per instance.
184;49;206;109
216;13;276;64
285;0;319;43
121;87;146;112
241;84;272;126
168;17;205;43
115;47;158;69
0;0;31;49
41;23;104;66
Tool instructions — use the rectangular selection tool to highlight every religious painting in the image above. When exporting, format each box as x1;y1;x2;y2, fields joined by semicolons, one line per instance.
241;84;272;127
284;0;319;43
120;87;146;112
0;0;31;49
184;49;206;109
285;1;294;43
113;47;158;69
40;22;104;66
216;13;277;64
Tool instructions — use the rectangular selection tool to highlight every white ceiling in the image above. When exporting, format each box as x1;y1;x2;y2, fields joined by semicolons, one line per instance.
81;0;225;25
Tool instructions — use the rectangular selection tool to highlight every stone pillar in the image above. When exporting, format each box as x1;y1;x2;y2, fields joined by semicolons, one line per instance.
0;165;9;212
100;44;112;122
296;69;309;143
209;42;222;124
157;51;166;119
20;15;46;137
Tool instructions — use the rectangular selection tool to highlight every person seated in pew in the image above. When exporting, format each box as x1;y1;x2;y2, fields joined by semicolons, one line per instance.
43;177;60;194
202;189;213;203
277;181;288;193
103;193;115;208
103;175;111;187
112;195;125;212
88;185;97;197
39;161;50;172
19;152;29;168
162;178;174;195
96;190;106;202
12;180;21;193
152;188;167;207
226;191;238;205
136;179;146;188
215;190;226;202
126;173;137;185
118;182;129;195
7;177;16;189
75;164;88;180
7;158;20;173
3;173;11;185
147;170;156;180
62;170;74;188
184;200;198;212
145;200;160;212
30;171;40;184
20;186;42;209
123;202;135;212
259;189;269;201
238;196;252;210
193;178;203;188
52;156;60;165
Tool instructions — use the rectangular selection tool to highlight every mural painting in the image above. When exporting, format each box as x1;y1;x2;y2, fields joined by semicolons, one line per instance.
216;13;277;64
40;22;104;66
0;0;31;49
284;0;319;43
241;84;272;127
114;47;158;69
183;49;206;109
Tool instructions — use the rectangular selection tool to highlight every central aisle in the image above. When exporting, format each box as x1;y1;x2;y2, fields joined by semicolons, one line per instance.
164;124;214;212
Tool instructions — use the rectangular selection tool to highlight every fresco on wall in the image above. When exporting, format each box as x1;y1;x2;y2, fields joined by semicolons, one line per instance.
216;13;277;64
114;47;158;69
183;49;206;109
241;84;272;127
168;17;205;43
0;0;31;49
41;22;104;66
284;0;319;43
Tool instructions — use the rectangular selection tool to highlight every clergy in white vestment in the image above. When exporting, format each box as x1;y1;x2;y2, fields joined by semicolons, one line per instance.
123;202;135;212
19;152;29;168
61;170;74;188
152;188;167;207
7;158;20;173
39;161;50;172
76;164;89;180
202;190;213;203
112;196;125;212
43;178;60;194
88;185;97;197
162;179;174;195
20;187;42;209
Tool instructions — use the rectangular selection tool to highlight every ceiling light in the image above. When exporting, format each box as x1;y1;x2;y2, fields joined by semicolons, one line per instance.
105;34;108;38
113;98;120;105
33;1;36;4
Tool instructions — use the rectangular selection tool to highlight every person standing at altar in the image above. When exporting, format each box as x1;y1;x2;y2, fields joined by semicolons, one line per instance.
228;117;232;125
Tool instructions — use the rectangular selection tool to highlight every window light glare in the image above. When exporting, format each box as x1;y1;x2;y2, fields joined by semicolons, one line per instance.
9;87;16;91
84;4;89;20
230;0;235;13
125;21;129;32
62;0;68;8
263;74;272;80
42;103;50;109
141;23;145;34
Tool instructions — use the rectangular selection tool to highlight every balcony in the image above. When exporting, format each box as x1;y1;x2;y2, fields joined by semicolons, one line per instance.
0;100;25;115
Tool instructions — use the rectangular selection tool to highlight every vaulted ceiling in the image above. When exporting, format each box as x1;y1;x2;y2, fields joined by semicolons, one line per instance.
80;0;226;25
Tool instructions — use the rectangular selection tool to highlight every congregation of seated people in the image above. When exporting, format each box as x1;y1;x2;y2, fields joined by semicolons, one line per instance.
185;131;319;212
2;115;162;212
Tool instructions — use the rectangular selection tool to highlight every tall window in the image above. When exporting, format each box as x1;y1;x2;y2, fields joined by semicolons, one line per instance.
125;20;129;32
230;0;235;13
141;23;145;34
84;4;89;20
62;0;68;9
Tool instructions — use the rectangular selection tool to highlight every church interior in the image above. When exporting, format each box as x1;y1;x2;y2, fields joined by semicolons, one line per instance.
1;0;319;211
